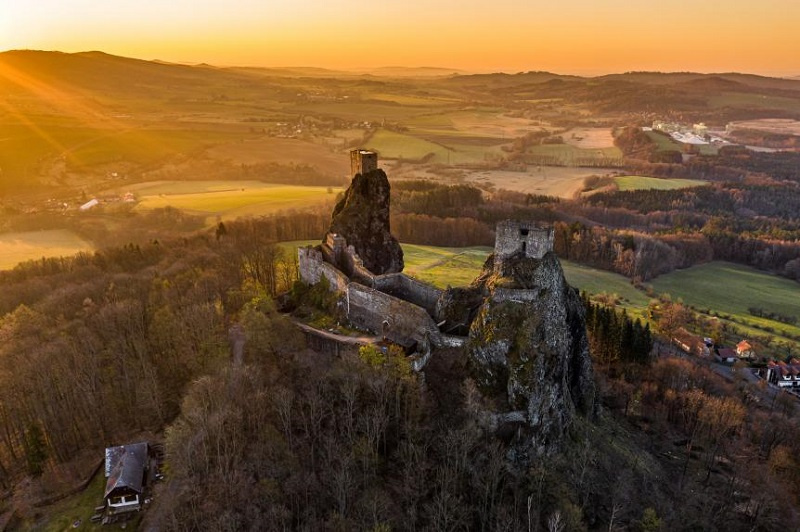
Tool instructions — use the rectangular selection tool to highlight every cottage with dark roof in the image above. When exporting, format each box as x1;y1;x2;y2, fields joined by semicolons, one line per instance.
104;442;148;515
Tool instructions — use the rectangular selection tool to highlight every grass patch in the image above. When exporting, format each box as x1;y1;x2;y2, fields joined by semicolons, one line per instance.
365;129;450;161
645;131;683;152
402;244;491;287
561;260;651;316
649;262;800;339
614;176;708;191
0;229;93;270
30;468;119;532
130;180;340;224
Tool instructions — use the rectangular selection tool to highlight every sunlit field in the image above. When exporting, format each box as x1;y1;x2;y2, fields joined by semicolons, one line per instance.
614;176;708;191
130;180;341;223
0;229;93;270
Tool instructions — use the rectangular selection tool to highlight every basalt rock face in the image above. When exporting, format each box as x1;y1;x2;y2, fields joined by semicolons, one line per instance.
328;169;404;275
467;251;596;457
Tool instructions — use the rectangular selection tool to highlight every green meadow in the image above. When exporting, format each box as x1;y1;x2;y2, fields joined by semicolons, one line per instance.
614;176;708;191
649;262;800;339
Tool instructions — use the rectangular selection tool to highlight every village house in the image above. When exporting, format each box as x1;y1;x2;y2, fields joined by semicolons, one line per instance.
104;442;149;516
672;328;710;357
715;347;738;364
766;359;800;388
736;340;755;359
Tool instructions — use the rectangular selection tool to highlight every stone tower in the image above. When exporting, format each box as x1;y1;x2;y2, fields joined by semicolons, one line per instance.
494;221;554;269
350;149;378;176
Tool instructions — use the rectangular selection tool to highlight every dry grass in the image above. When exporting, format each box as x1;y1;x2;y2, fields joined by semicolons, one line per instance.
467;167;618;198
562;127;616;149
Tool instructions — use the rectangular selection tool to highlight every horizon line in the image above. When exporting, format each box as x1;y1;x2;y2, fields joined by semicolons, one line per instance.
2;48;799;79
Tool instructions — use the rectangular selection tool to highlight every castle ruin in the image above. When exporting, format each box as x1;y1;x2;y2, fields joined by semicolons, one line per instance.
350;149;378;176
494;221;554;272
300;213;556;365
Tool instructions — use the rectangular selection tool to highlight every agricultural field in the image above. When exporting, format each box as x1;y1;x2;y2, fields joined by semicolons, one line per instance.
365;130;450;162
525;143;623;165
288;101;435;122
205;137;350;174
649;261;800;340
563;127;616;149
468;166;619;197
614;175;708;191
0;229;93;270
726;118;800;136
405;109;539;139
365;128;507;165
128;180;341;224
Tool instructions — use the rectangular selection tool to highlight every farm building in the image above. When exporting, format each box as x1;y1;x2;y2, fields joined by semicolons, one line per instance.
715;347;737;364
104;442;149;515
672;328;709;357
79;198;99;211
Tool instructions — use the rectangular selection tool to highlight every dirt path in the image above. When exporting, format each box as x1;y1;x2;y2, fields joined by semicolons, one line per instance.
292;320;380;345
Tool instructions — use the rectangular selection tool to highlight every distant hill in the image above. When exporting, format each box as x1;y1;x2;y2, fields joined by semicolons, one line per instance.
0;49;257;101
356;66;464;77
598;71;800;91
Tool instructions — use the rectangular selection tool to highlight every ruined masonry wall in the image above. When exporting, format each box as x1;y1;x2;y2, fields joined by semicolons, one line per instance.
373;273;442;316
495;222;554;261
346;283;439;345
350;149;378;176
298;246;349;292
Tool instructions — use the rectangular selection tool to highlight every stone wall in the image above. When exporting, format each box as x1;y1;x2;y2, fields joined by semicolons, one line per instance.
298;246;349;292
345;283;440;347
494;221;554;264
350;149;378;176
491;287;542;303
372;273;442;316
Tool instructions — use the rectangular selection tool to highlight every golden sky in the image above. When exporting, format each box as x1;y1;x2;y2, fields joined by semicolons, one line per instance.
1;0;798;75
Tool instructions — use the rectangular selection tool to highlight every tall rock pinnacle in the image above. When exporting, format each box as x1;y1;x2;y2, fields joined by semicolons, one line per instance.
467;229;596;457
327;167;404;275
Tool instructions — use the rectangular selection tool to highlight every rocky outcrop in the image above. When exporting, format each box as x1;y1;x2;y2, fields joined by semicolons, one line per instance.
327;169;403;275
467;251;596;457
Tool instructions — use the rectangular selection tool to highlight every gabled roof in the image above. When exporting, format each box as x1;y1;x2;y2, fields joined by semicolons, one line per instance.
737;340;753;352
717;348;737;358
104;442;148;498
